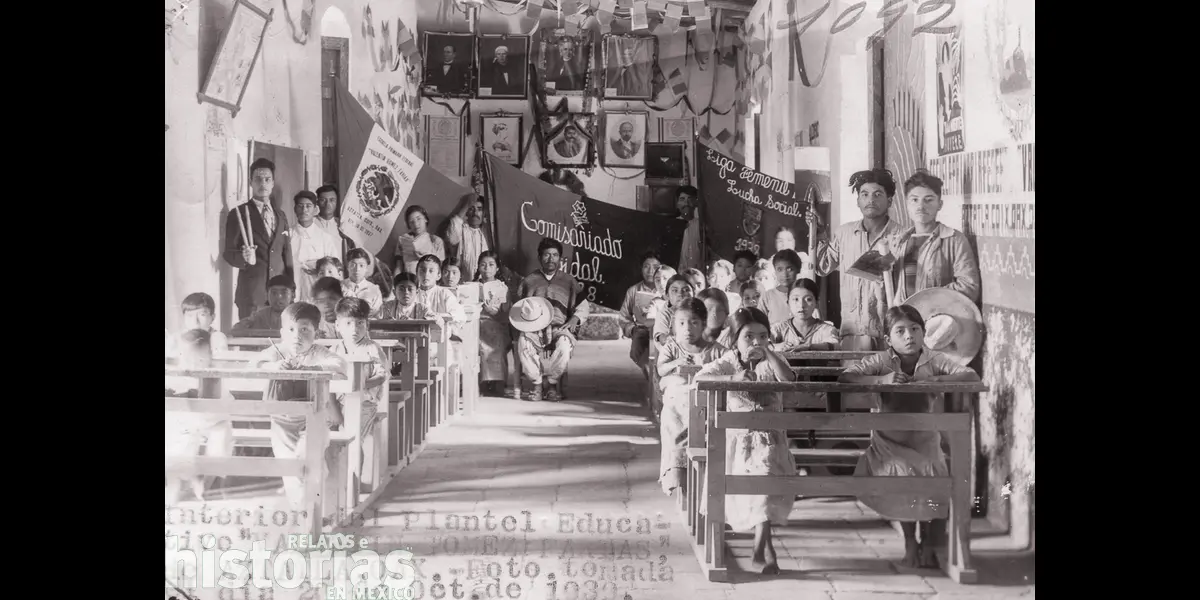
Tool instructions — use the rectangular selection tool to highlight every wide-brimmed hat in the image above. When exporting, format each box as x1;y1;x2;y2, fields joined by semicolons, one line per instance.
509;297;554;332
903;288;984;366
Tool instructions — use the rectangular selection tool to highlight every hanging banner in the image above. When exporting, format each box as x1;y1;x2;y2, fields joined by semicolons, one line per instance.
699;143;829;262
936;28;965;155
487;154;687;310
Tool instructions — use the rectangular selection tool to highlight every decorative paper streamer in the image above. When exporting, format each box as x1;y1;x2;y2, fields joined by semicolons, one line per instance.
631;1;648;30
525;0;542;19
587;0;600;8
598;0;616;20
397;25;417;59
648;0;667;11
618;0;633;8
664;3;682;32
561;0;577;14
668;67;688;96
564;14;580;35
716;128;732;145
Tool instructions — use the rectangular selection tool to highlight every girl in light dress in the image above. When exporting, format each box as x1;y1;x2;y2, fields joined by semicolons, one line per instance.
643;265;675;324
839;305;980;569
656;298;728;496
769;279;840;352
651;274;696;347
475;251;514;397
393;205;446;275
695;307;797;575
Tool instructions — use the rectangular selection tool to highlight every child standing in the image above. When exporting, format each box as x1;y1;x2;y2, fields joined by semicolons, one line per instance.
619;251;662;377
657;298;727;496
253;302;348;506
839;305;980;569
167;293;228;356
165;329;233;503
476;251;512;396
343;248;384;315
651;275;697;346
695;307;797;575
309;277;344;339
331;298;388;477
233;275;295;330
770;279;840;352
644;265;676;323
727;250;758;295
760;250;803;325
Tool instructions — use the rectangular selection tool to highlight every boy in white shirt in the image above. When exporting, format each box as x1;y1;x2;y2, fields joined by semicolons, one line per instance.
290;191;343;303
166;293;228;357
343;248;384;314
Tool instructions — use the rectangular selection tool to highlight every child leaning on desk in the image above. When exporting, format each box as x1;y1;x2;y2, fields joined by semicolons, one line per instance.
252;302;348;506
165;329;233;504
838;304;980;570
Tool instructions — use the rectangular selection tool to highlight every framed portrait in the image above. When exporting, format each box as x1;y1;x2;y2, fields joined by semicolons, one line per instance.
197;0;274;117
541;114;595;169
537;30;592;97
645;142;687;180
601;111;648;169
422;32;475;98
476;34;529;99
601;34;658;100
481;113;524;167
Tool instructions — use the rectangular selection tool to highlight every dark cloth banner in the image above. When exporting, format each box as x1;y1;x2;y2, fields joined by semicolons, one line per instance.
487;154;688;310
699;143;827;262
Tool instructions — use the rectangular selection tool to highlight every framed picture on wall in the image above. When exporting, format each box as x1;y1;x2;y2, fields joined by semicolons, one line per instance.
197;0;274;117
481;112;524;167
541;114;594;169
477;34;529;99
537;30;592;96
601;110;648;169
601;34;658;100
645;142;686;180
422;32;475;98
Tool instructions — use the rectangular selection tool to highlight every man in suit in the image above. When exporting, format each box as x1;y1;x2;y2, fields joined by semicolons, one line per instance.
223;158;294;319
429;45;468;93
546;38;584;92
612;44;649;97
553;126;583;160
610;121;641;160
489;45;523;95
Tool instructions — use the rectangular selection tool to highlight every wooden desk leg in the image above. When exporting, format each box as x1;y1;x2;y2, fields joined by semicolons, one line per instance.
942;395;977;584
704;390;728;581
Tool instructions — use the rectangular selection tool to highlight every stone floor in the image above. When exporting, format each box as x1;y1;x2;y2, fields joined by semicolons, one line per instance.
347;340;1035;600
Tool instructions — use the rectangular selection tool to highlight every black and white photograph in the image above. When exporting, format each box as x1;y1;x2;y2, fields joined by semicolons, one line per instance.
602;34;657;100
601;111;648;168
538;30;591;96
480;112;523;166
541;114;594;168
476;34;529;99
422;32;474;97
645;142;686;180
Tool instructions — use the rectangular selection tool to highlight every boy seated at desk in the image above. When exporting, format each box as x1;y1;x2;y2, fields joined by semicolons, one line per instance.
165;329;233;503
233;275;295;331
310;276;344;339
166;292;228;357
252;302;348;506
331;297;388;474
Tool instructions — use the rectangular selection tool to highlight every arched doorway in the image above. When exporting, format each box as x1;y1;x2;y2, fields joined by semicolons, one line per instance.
320;6;351;192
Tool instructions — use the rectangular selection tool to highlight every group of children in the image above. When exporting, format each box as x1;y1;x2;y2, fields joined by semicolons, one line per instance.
620;247;980;574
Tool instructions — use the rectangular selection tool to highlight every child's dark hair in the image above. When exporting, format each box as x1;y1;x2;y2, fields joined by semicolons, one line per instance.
315;184;338;198
346;248;372;264
790;278;819;297
416;254;443;271
849;168;897;198
315;256;342;273
741;279;765;294
266;274;296;291
674;297;708;322
179;328;212;349
393;272;420;288
404;205;431;227
885;305;925;332
772;249;803;270
181;292;216;314
903;169;944;197
696;287;730;312
664;274;693;307
733;250;758;265
293;190;317;206
335;297;371;320
676;185;698;198
682;268;706;284
311;277;344;299
283;302;322;327
730;307;771;344
443;257;460;271
475;251;501;281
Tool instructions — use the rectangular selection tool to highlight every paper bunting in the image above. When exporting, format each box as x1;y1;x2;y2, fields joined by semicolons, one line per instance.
526;1;542;19
587;0;600;8
598;0;616;21
564;14;580;35
668;67;688;96
618;0;633;8
397;25;417;58
600;19;612;34
663;3;682;31
716;129;733;144
562;0;578;15
632;1;648;30
648;0;667;11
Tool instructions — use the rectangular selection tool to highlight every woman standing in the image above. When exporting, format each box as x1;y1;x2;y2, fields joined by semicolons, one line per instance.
892;170;981;304
393;205;446;275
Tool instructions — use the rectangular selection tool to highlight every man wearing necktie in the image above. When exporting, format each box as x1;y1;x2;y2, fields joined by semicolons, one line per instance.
549;38;584;92
614;44;649;97
431;45;468;93
610;121;641;160
489;45;522;96
222;158;294;319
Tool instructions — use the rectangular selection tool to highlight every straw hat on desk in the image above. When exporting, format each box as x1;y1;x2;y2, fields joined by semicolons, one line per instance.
902;288;984;366
509;297;554;333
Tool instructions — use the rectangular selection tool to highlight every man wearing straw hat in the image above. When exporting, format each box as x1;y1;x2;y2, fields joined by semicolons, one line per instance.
512;238;580;402
222;158;294;319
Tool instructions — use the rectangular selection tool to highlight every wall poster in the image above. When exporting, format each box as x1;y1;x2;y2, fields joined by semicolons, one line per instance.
936;29;965;155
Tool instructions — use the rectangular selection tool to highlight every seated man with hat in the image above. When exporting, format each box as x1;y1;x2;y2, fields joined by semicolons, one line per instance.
512;238;581;402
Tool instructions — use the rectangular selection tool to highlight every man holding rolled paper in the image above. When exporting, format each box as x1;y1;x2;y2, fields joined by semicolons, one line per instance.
222;158;294;319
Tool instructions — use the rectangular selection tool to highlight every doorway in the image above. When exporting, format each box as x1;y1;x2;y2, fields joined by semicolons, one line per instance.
322;36;350;201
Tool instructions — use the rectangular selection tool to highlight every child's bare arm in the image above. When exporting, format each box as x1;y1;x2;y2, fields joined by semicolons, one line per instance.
763;350;796;382
838;355;893;384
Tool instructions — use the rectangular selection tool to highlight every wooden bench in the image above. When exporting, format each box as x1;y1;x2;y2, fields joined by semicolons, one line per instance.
685;379;988;584
165;366;359;535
